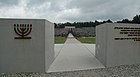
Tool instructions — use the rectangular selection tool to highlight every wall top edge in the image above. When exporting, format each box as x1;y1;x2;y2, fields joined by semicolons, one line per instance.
97;23;140;27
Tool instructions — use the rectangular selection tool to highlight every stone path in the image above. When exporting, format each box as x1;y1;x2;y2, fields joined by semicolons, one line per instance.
48;33;104;72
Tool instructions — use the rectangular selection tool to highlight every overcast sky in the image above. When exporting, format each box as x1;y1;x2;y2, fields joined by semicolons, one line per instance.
0;0;140;23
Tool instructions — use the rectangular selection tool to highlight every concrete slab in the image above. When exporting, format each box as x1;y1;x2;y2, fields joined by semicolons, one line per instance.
54;44;64;58
48;34;104;72
83;44;95;55
55;44;95;57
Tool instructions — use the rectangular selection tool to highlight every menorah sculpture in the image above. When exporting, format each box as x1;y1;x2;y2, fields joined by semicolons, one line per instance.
14;24;32;39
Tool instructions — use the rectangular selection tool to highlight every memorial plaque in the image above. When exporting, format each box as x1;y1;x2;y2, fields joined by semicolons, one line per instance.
96;23;140;67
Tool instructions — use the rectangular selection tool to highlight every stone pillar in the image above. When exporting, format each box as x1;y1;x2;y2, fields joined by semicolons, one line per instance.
0;19;54;73
96;23;140;67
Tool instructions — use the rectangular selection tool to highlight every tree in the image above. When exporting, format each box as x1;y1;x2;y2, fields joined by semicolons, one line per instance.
95;20;100;26
122;19;130;23
106;19;112;23
54;23;57;28
102;19;113;23
132;15;140;24
117;18;131;23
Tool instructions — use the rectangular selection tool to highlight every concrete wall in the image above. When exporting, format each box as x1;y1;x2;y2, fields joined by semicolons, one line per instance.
0;18;54;73
96;23;140;67
95;25;107;66
45;20;54;71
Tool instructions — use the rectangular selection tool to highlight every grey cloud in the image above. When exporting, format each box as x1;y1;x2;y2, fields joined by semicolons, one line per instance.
26;0;64;14
0;0;140;23
27;0;48;6
66;0;108;9
0;0;19;6
48;0;63;11
64;0;140;22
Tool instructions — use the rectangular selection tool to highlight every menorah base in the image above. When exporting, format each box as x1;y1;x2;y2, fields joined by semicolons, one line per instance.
15;37;31;39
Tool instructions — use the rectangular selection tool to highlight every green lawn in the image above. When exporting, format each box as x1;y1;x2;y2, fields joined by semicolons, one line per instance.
77;37;96;44
55;36;67;44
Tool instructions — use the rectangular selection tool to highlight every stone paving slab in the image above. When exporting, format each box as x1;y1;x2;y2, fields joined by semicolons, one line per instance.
48;34;104;72
54;44;64;58
55;44;95;58
83;44;95;55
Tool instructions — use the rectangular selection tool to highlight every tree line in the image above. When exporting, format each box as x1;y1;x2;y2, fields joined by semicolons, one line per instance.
54;15;140;28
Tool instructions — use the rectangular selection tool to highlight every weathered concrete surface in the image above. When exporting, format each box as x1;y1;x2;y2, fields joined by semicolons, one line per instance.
0;18;54;73
54;44;64;58
96;23;140;67
83;44;95;55
48;33;104;72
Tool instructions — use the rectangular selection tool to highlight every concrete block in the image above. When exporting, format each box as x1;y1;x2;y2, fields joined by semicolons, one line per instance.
0;18;54;73
96;23;140;67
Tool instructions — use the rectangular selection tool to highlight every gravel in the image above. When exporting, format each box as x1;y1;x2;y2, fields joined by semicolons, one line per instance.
1;64;140;77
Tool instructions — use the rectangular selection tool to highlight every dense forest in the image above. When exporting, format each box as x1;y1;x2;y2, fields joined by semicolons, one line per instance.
54;15;140;28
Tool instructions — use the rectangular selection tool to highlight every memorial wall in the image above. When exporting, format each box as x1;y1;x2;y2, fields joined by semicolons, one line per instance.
0;18;54;73
96;23;140;67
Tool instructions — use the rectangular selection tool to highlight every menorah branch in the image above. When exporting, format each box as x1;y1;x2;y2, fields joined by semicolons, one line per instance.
14;24;32;39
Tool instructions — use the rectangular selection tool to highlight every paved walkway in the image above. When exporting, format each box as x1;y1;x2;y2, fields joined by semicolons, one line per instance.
48;33;104;72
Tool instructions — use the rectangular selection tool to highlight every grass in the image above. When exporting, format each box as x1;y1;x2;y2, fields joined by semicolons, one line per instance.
77;37;96;44
55;36;67;44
